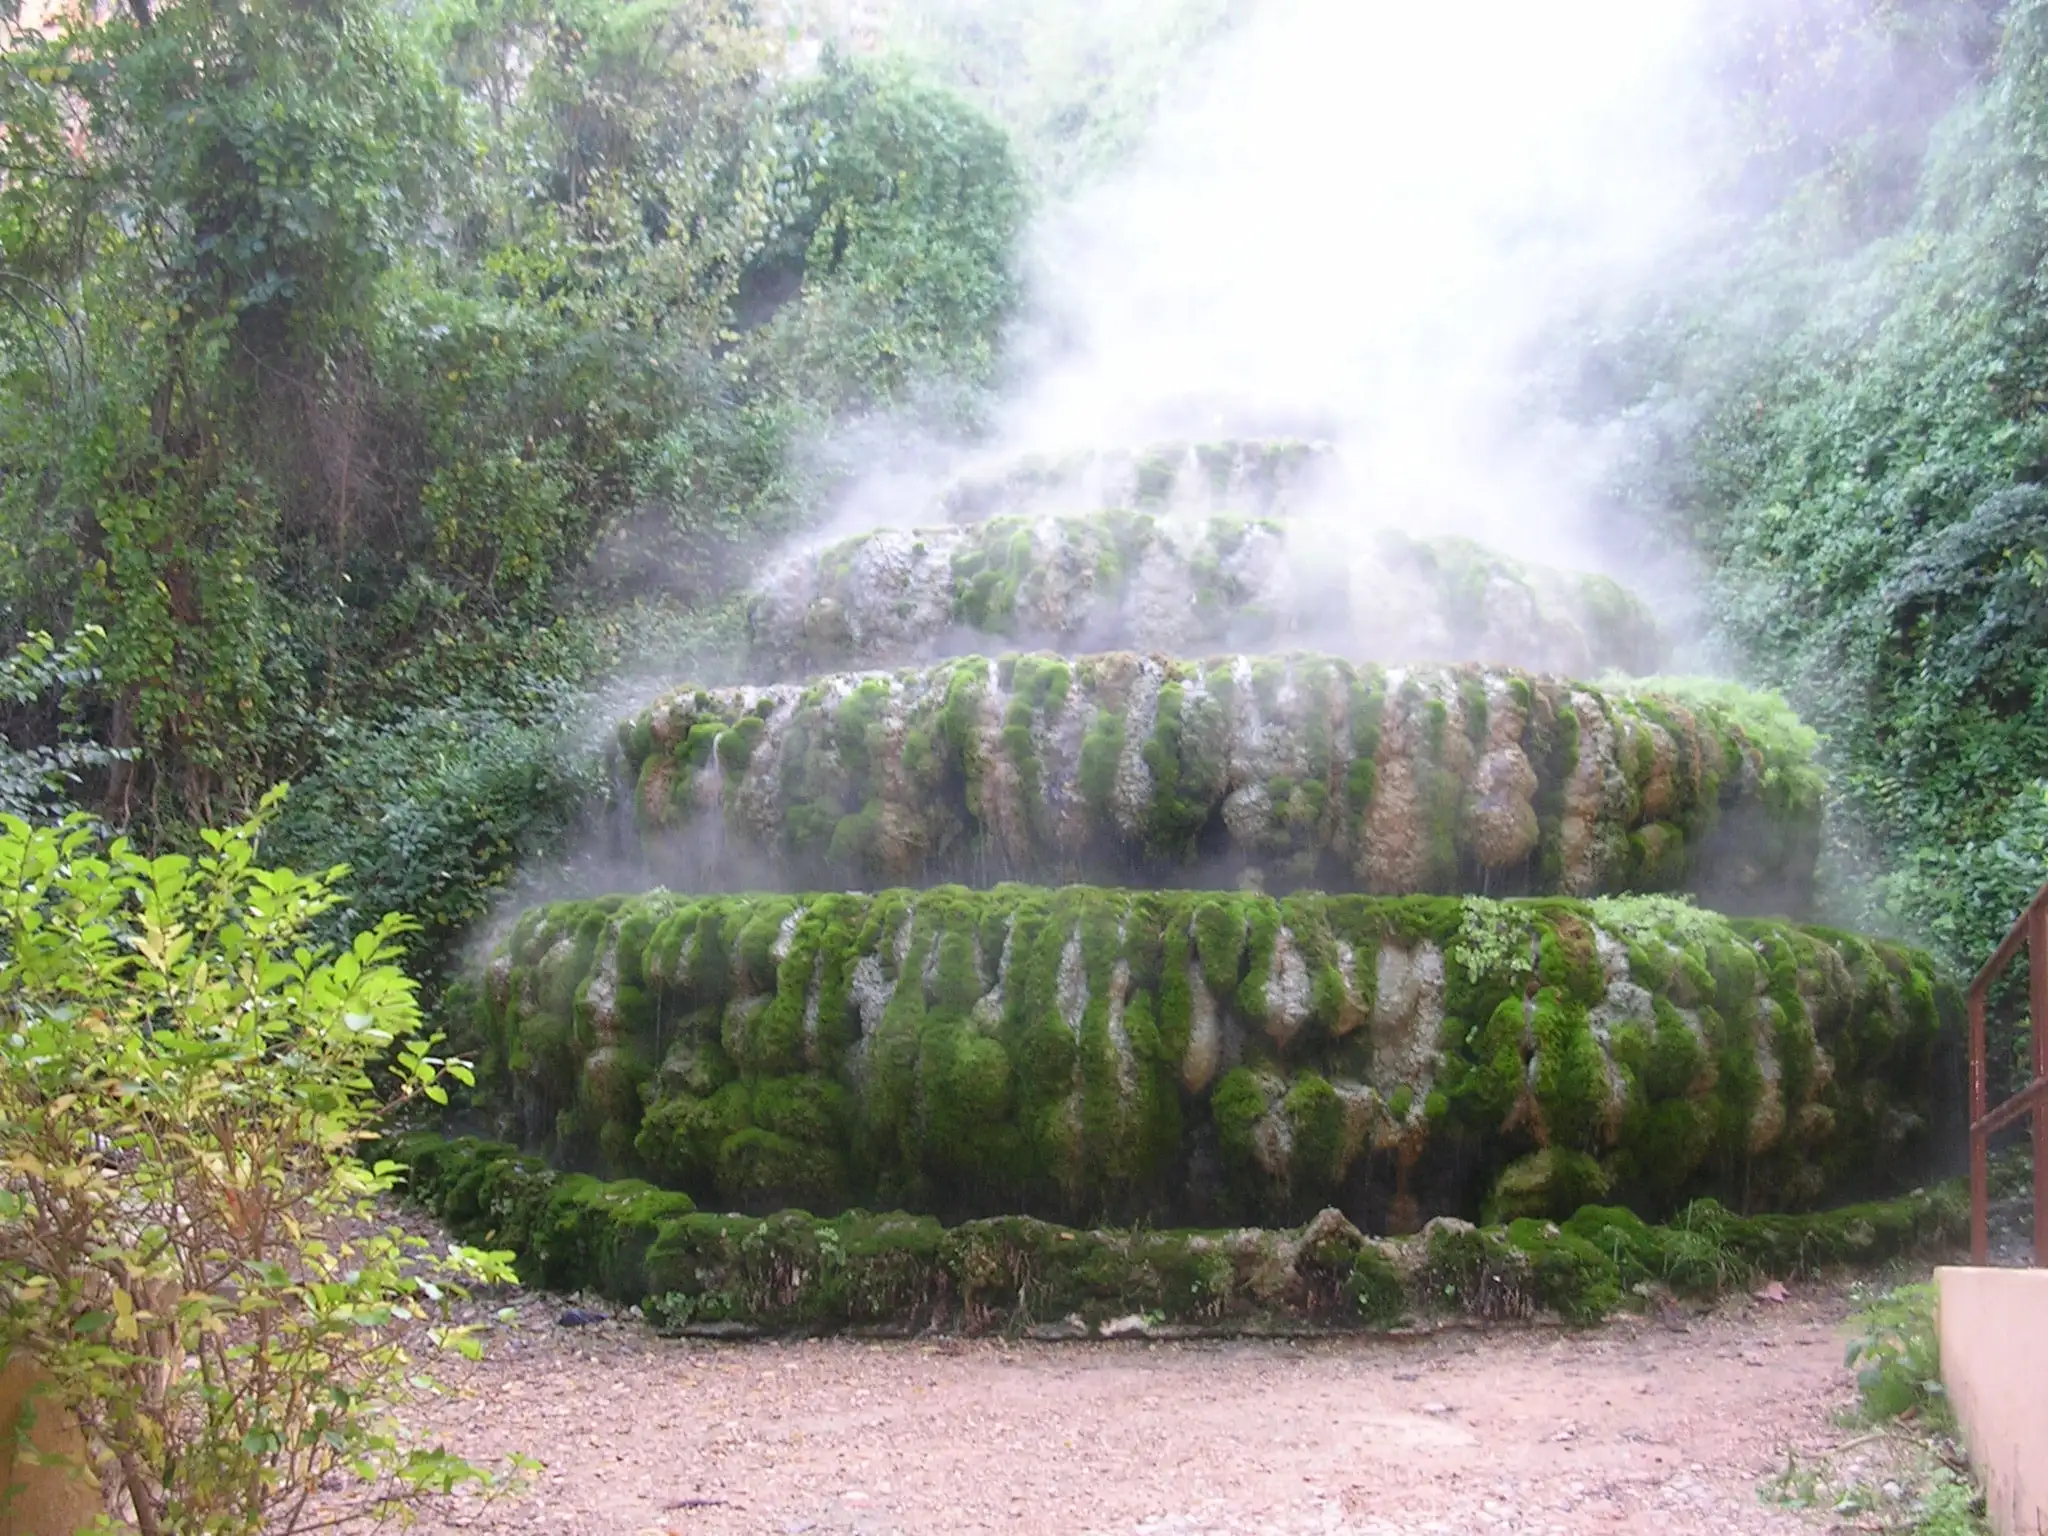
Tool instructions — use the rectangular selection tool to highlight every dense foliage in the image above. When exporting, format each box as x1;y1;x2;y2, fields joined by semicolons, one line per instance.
0;800;519;1533
0;0;1026;970
1680;3;2048;969
1572;0;2048;1081
796;0;1255;193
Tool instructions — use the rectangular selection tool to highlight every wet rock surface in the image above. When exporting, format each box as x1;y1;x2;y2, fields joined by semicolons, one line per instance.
610;655;1818;909
929;438;1338;527
474;888;1950;1227
747;516;1665;681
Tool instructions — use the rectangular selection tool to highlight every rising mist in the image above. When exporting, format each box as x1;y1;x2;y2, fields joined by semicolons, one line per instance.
802;0;1739;606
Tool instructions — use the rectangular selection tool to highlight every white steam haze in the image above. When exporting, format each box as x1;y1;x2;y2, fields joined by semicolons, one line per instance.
819;0;1725;589
513;0;1752;928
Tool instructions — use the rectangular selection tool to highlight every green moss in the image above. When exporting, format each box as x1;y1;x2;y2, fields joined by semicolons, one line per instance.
1193;897;1249;1001
1235;899;1283;1022
1559;1204;1665;1286
1486;1148;1612;1224
1506;1220;1622;1325
486;889;1953;1230
1283;1073;1347;1196
1210;1067;1269;1173
1424;1221;1531;1319
396;1134;1963;1332
1529;989;1608;1151
1079;708;1126;823
717;1127;846;1212
1250;657;1286;713
1459;673;1490;751
630;659;1822;901
682;720;724;770
1347;1246;1408;1328
750;1075;851;1147
634;1082;750;1190
1441;992;1528;1128
1616;1097;1714;1208
717;715;767;774
1625;999;1710;1100
1531;694;1581;889
1140;681;1226;859
1155;918;1195;1064
1536;915;1603;1004
1346;668;1388;833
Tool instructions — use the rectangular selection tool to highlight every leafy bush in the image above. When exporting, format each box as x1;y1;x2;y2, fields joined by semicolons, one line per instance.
0;627;126;823
0;0;1026;837
265;691;607;977
0;797;522;1534
815;0;1250;191
1845;1282;1948;1426
748;51;1029;406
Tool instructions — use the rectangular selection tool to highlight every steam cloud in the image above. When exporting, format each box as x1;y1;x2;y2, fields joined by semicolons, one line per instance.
817;0;1726;598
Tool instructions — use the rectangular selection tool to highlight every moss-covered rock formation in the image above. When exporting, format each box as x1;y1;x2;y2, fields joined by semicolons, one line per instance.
748;517;1665;679
610;655;1821;908
460;886;1951;1232
929;438;1337;526
392;1131;1965;1335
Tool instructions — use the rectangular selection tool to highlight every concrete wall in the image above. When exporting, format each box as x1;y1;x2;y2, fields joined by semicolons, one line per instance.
1938;1266;2048;1536
0;1359;99;1536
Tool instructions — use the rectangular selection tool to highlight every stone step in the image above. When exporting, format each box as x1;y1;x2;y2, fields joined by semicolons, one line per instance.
468;887;1950;1231
928;438;1337;526
610;655;1820;907
750;515;1663;679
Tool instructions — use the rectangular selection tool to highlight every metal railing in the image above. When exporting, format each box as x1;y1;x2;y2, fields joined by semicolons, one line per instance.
1967;879;2048;1266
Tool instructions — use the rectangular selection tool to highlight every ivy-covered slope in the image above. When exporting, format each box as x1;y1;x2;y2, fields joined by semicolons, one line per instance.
610;654;1822;907
1665;1;2048;984
747;516;1666;679
461;887;1951;1232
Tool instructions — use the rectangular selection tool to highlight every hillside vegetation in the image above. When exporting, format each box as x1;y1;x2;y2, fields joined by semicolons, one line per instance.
3;0;2048;1035
0;0;1027;958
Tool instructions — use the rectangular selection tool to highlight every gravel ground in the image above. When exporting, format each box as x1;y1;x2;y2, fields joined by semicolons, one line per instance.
390;1280;1920;1536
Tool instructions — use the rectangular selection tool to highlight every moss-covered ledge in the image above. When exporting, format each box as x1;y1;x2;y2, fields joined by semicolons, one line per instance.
747;517;1666;680
389;1133;1964;1337
608;654;1821;908
461;888;1953;1230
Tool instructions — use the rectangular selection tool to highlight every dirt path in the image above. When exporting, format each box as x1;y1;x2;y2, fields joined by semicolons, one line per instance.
405;1284;1893;1536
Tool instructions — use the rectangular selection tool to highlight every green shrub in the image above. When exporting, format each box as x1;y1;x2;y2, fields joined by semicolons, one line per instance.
266;691;606;979
0;801;523;1534
1845;1283;1948;1426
